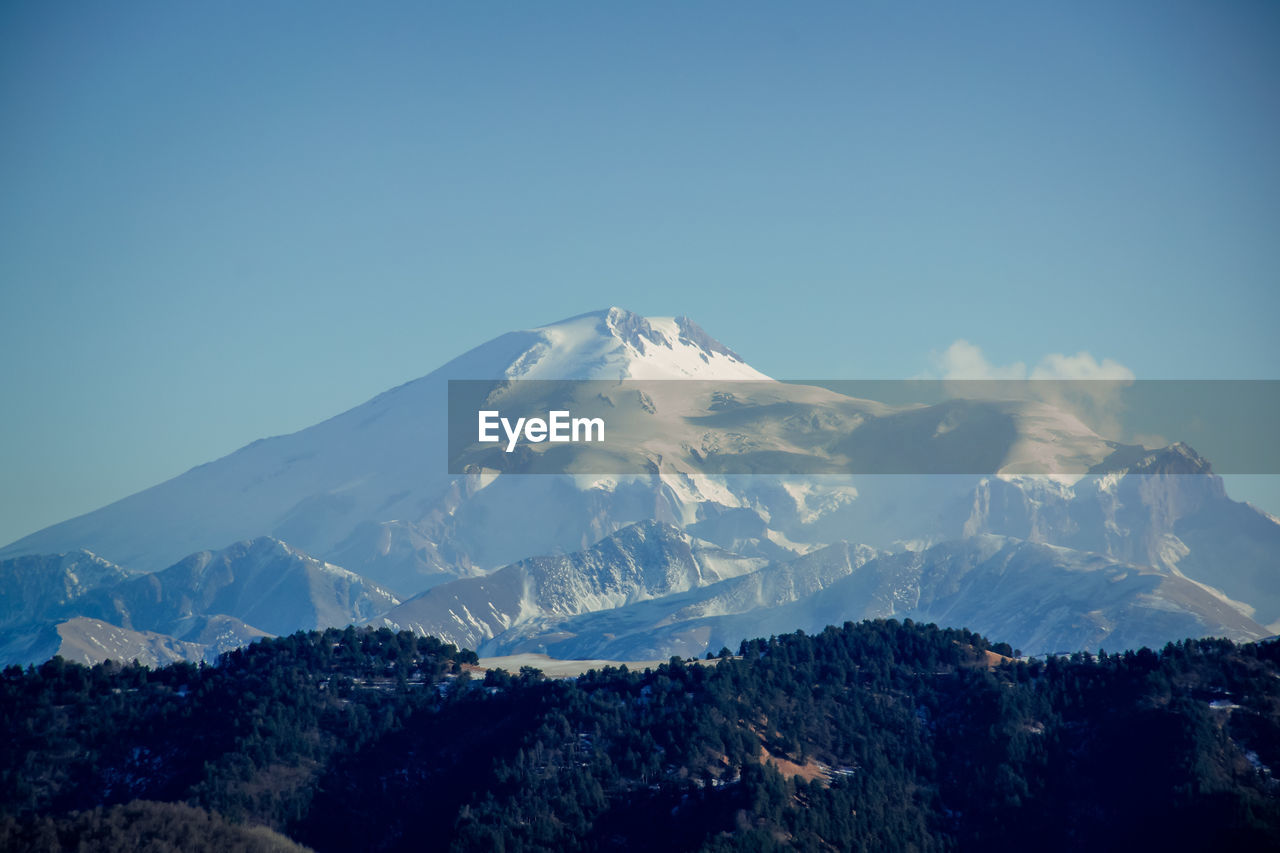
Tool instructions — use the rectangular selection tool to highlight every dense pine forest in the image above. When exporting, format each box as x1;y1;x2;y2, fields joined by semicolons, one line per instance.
2;620;1278;851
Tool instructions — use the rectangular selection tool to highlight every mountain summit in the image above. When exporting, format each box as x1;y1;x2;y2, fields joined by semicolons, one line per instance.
466;307;767;381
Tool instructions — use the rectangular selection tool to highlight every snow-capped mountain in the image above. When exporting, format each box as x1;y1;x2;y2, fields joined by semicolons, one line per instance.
478;308;769;381
71;537;399;639
0;309;770;593
397;524;1265;660
373;521;765;653
959;444;1280;630
376;521;879;657
0;307;1139;595
0;550;137;629
0;538;396;667
2;307;1276;666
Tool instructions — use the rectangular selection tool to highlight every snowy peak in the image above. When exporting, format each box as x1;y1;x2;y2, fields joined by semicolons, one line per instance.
1129;442;1214;476
72;536;401;640
0;550;136;628
517;519;764;615
0;307;769;576
374;520;767;652
503;307;768;380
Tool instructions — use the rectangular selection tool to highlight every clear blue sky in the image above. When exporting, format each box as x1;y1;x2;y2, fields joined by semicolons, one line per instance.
2;2;1278;545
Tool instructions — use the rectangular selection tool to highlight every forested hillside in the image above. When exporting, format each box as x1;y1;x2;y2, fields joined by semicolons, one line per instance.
2;621;1277;851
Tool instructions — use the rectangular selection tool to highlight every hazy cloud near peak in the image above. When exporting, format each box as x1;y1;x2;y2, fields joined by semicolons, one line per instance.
928;340;1135;382
1029;352;1136;382
923;340;1138;443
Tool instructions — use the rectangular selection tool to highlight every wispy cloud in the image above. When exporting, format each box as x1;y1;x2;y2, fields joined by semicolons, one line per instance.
925;341;1139;444
927;340;1134;381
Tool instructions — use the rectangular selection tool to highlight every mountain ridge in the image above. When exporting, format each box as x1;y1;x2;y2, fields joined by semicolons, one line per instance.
2;307;1275;665
0;537;397;667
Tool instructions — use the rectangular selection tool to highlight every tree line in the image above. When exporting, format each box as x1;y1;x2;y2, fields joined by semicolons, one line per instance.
1;620;1277;851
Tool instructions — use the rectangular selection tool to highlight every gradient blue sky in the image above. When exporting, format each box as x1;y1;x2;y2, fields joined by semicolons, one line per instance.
2;2;1278;545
